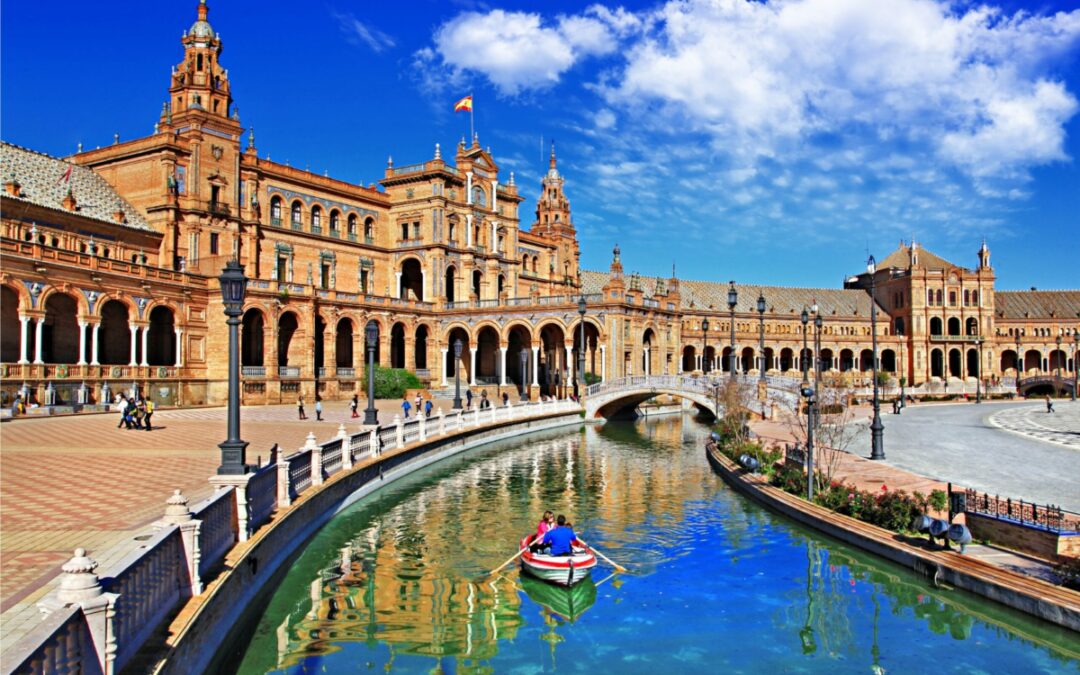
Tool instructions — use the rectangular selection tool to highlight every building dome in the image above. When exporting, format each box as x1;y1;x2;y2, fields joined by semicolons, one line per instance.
189;19;215;39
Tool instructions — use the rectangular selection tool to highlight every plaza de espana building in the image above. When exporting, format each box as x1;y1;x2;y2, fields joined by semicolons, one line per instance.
2;2;1078;410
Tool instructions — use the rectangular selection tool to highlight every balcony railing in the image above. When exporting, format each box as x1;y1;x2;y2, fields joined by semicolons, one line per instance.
396;238;424;248
279;366;301;378
347;232;357;242
241;366;266;378
929;335;982;342
270;216;282;226
290;221;302;231
364;236;375;245
337;367;356;378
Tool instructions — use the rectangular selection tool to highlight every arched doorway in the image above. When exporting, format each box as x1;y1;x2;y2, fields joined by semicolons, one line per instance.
779;348;793;372
642;329;656;376
400;259;423;301
147;306;176;366
1;286;20;362
930;349;944;378
1023;349;1041;374
99;300;131;365
720;346;733;373
472;270;483;299
859;349;874;372
572;320;601;384
966;318;978;336
497;274;505;298
507;325;532;394
947;317;961;336
336;318;354;369
966;348;979;378
539;324;566;396
277;312;299;368
390;323;406;369
43;293;79;364
682;345;696;373
763;347;774;373
820;349;834;372
445;327;471;383
415;324;429;370
948;348;962;378
242;309;265;366
740;347;754;374
475;326;500;384
881;349;896;373
314;315;326;375
1049;349;1068;376
999;350;1018;375
703;346;716;374
929;317;943;336
839;348;854;372
444;265;456;303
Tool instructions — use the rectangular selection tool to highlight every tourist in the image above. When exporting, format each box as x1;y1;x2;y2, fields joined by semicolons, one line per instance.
425;399;433;418
502;392;509;406
350;394;359;418
1046;395;1055;414
402;395;411;419
135;397;147;429
530;510;556;552
117;395;128;428
542;515;579;556
297;394;307;420
315;396;323;421
465;389;473;409
144;399;154;431
415;393;423;413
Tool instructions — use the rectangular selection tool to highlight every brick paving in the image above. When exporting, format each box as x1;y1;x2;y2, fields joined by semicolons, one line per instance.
0;398;418;650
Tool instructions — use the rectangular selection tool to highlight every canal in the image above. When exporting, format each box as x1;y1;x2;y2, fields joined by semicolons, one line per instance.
232;414;1080;673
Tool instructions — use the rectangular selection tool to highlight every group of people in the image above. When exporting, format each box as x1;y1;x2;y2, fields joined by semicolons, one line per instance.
116;394;154;431
528;510;580;556
401;393;434;419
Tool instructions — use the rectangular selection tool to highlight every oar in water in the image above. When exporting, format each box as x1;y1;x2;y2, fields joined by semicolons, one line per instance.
487;546;529;577
577;538;627;572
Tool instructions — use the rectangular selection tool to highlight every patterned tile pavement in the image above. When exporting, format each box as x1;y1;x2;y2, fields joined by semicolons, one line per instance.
0;398;412;650
987;401;1080;449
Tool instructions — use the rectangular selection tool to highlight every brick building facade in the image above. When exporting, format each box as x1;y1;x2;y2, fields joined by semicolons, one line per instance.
2;1;1077;408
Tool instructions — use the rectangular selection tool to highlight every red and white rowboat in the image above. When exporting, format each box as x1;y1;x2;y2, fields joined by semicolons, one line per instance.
519;535;598;586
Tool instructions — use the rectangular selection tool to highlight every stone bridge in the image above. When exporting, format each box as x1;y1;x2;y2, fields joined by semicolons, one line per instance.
1017;375;1076;397
583;375;801;420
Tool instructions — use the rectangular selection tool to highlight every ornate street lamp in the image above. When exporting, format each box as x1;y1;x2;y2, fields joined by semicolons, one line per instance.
1072;331;1078;402
801;384;816;501
728;281;738;380
217;259;249;475
577;295;587;392
813;309;823;406
701;317;710;375
1056;335;1063;379
364;321;379;425
898;327;906;409
1015;333;1022;393
519;348;528;400
975;338;982;404
867;255;885;461
757;292;766;383
800;307;810;386
452;338;464;410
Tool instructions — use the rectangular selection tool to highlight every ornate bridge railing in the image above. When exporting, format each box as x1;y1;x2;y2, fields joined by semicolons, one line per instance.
962;488;1080;533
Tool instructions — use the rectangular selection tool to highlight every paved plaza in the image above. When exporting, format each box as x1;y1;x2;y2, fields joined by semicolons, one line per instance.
850;400;1080;512
0;398;417;649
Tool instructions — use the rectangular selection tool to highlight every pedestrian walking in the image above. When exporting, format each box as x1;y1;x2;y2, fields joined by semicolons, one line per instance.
135;398;147;429
465;389;473;409
502;392;509;406
480;390;488;409
315;396;323;421
350;394;359;418
144;399;154;431
298;394;307;420
1046;395;1055;413
402;396;412;419
425;399;433;418
415;393;423;413
117;395;128;428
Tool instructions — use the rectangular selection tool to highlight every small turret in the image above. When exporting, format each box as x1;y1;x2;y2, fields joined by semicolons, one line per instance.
978;239;991;270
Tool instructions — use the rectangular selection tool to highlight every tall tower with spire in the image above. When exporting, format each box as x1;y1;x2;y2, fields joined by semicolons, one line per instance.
531;142;580;284
164;0;235;124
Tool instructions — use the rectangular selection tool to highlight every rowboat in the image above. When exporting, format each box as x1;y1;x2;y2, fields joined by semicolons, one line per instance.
520;575;597;621
519;535;597;586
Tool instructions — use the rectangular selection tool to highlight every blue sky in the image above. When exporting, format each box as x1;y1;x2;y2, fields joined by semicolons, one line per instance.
3;0;1078;291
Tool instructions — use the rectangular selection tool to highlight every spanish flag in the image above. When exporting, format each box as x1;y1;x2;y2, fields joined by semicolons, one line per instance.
454;95;473;113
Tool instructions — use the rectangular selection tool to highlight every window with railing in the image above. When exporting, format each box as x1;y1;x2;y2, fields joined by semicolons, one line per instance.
290;201;303;230
270;196;282;225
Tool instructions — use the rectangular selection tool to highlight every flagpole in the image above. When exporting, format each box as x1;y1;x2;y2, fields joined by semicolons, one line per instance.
469;92;475;142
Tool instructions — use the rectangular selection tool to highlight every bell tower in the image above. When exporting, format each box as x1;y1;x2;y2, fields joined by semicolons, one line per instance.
164;0;234;125
532;142;580;286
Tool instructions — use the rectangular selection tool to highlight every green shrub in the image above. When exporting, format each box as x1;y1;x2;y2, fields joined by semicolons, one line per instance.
363;365;422;399
928;489;948;513
583;372;601;386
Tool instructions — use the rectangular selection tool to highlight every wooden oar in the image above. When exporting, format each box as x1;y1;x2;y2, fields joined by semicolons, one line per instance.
577;538;627;572
487;546;529;576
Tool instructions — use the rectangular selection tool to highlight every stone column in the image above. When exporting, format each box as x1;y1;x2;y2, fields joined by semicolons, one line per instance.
564;345;573;385
338;424;352;470
421;270;427;302
600;345;606;381
466;214;473;247
33;318;44;364
18;316;30;364
466;171;473;205
158;489;203;596
499;347;507;386
395;271;402;299
531;346;540;386
469;347;477;386
77;321;88;366
140;325;149;367
91;323;101;366
128;325;138;366
175;328;184;367
644;347;651;377
440;347;449;386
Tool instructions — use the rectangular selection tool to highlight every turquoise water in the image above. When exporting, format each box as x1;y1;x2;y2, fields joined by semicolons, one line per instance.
232;415;1080;674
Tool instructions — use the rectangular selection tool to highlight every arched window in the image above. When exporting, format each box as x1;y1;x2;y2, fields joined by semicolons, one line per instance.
935;289;943;305
347;214;357;239
290;201;302;227
311;206;322;232
472;186;486;207
927;289;934;305
948;290;957;307
971;290;978;306
270;196;282;225
364;217;374;240
329;210;340;232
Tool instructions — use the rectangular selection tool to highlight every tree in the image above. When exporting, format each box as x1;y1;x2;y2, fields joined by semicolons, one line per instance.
785;378;860;493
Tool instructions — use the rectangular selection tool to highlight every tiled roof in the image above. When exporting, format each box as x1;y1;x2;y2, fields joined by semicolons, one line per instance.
877;242;962;272
583;269;885;317
995;291;1080;320
0;142;153;232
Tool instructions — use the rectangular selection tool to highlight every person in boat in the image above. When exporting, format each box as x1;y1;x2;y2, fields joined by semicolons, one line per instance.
542;514;579;557
530;511;555;552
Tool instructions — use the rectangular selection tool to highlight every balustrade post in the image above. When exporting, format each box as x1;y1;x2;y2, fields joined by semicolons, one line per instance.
438;407;445;435
369;427;379;456
157;489;203;596
38;549;117;675
209;473;254;542
474;406;481;427
307;432;323;487
276;449;292;508
395;415;404;449
338;424;353;469
418;413;427;441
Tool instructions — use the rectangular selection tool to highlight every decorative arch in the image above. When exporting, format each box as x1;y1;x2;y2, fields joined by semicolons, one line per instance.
277;311;301;368
99;299;131;365
242;307;266;367
42;292;80;364
1;284;23;362
146;305;177;366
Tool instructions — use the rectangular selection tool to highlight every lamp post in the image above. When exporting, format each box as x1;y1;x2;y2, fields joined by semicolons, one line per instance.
757;292;766;383
898;328;906;409
519;348;528;400
452;338;464;410
363;321;379;425
702;318;710;375
1072;331;1078;402
577;295;587;393
217;259;249;475
867;255;885;461
728;281;738;381
974;338;982;404
801;307;810;386
1055;335;1062;379
802;384;815;501
813;308;822;402
1015;333;1022;393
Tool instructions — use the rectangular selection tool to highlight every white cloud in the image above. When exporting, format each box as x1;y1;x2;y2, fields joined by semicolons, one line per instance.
332;11;395;53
